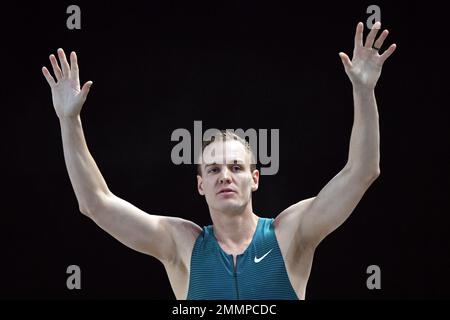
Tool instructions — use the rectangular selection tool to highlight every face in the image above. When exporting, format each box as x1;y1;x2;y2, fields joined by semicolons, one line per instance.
197;140;259;215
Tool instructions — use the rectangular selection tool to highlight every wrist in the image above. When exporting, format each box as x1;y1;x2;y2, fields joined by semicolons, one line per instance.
59;114;81;125
352;83;375;93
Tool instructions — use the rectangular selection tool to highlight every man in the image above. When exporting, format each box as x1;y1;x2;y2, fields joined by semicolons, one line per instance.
42;21;396;300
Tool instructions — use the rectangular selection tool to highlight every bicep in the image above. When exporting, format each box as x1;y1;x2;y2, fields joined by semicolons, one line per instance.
299;166;378;247
86;192;188;263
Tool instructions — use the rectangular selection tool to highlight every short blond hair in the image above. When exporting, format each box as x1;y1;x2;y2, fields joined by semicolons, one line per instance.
197;130;257;176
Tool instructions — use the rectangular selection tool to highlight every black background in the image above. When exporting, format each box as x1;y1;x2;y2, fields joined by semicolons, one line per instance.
1;0;449;300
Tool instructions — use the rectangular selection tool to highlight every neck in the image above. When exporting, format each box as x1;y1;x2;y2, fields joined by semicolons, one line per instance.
209;202;259;251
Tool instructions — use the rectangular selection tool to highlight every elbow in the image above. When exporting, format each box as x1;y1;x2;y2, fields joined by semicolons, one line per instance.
346;163;381;184
79;205;92;218
78;201;96;217
370;164;381;179
78;192;112;218
374;167;381;178
366;167;380;184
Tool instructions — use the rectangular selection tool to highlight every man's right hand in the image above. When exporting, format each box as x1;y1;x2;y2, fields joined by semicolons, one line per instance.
42;48;93;119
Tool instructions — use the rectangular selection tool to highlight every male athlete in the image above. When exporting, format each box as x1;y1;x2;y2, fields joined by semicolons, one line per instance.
42;22;396;299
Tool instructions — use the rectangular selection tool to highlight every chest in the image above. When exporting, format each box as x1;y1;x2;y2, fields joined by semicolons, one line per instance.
186;226;300;299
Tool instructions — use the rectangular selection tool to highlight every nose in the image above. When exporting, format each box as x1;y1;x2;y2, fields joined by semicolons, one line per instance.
219;167;232;184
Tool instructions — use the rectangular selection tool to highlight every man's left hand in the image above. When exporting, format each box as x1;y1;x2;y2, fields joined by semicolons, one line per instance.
339;21;396;90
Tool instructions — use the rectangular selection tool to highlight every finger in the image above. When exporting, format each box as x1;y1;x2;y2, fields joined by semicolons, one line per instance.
339;52;352;69
42;66;56;87
379;44;397;64
57;48;71;78
354;22;364;48
81;81;93;100
49;54;62;81
364;21;381;48
70;51;79;80
373;29;389;51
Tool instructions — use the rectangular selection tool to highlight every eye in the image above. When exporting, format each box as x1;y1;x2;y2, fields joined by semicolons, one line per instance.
232;165;242;171
207;167;219;174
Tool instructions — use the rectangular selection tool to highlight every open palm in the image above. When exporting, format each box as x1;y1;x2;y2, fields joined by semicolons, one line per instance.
42;48;93;119
339;22;396;89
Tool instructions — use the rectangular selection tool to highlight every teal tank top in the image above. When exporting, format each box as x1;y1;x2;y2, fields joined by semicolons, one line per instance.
187;217;299;300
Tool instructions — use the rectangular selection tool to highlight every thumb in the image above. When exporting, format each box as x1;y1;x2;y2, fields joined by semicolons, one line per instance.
81;81;93;100
338;52;352;69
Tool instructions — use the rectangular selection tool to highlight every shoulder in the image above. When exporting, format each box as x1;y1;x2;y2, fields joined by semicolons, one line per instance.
274;197;316;251
162;217;203;265
274;198;315;233
165;217;203;243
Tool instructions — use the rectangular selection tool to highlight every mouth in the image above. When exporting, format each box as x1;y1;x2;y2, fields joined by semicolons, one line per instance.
217;188;236;195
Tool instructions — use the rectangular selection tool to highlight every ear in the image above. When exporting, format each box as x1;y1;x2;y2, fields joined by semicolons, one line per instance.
197;175;205;196
251;169;259;192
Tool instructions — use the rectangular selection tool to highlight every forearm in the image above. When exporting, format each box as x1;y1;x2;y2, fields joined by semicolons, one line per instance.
346;85;380;177
59;115;111;213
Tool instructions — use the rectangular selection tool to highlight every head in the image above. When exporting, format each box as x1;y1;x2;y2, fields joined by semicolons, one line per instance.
196;130;259;216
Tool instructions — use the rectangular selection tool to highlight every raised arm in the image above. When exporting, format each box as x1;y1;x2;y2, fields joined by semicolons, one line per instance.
276;22;396;249
42;49;200;264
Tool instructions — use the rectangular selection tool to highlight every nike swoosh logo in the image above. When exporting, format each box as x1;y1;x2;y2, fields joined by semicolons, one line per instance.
254;249;273;263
